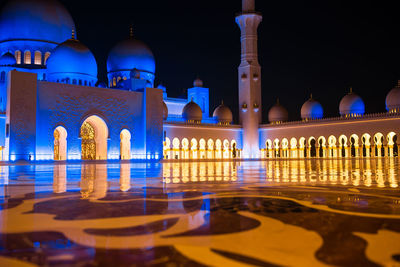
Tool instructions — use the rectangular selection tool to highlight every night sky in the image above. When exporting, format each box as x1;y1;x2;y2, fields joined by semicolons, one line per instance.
35;1;400;122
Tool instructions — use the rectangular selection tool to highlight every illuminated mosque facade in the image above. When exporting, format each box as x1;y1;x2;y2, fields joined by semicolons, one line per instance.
0;0;399;162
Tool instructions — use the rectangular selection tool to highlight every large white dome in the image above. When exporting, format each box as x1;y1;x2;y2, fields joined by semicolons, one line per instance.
47;37;97;85
213;102;233;124
301;97;323;120
339;90;365;116
182;100;202;123
0;0;75;45
107;38;155;74
268;101;288;123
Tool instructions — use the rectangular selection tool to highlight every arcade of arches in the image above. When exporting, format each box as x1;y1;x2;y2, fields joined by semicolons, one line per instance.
262;132;399;159
53;115;132;160
163;138;240;160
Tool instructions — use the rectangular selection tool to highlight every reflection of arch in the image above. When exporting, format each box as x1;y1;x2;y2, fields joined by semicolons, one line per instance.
81;115;109;160
120;129;131;160
54;126;67;160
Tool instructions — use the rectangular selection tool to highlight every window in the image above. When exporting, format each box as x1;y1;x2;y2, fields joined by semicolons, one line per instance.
44;52;51;65
24;51;31;64
0;71;5;82
15;51;21;64
72;79;77;85
34;51;42;65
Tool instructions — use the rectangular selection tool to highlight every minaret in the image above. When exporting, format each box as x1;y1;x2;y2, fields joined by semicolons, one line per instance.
236;0;262;158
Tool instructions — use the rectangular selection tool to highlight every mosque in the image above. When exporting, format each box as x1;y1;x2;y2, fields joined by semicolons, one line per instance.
0;0;399;162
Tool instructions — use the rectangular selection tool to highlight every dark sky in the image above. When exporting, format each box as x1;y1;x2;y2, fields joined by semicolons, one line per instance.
58;0;400;122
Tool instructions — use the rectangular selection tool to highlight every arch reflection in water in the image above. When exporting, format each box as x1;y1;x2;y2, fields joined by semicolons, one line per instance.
163;161;239;184
264;158;399;188
53;163;133;197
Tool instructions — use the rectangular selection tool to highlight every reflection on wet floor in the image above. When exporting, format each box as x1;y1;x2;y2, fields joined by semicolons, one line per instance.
264;158;399;188
0;159;399;266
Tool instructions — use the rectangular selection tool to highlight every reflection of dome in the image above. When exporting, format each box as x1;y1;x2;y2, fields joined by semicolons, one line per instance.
213;102;233;124
386;81;400;112
47;37;98;85
339;89;365;116
301;97;323;120
268;101;288;123
0;0;75;44
182;100;202;123
0;52;16;66
163;101;168;120
193;77;203;87
107;38;155;74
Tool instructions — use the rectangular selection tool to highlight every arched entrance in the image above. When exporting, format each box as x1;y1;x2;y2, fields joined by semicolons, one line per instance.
54;126;67;160
80;116;108;160
309;137;316;158
120;129;131;160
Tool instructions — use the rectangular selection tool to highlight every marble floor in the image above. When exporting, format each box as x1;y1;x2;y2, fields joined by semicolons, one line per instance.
0;158;399;266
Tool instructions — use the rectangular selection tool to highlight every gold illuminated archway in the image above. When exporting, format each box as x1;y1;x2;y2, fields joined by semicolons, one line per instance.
81;122;96;160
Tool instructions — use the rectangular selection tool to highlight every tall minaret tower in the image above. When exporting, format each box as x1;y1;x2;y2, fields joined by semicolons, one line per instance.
236;0;262;158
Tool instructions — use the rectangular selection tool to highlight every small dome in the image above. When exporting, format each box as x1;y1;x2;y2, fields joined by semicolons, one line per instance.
47;37;98;84
0;0;75;44
386;81;400;112
182;100;202;123
268;101;288;123
193;77;203;87
339;89;365;116
301;96;323;120
107;38;155;74
213;102;233;124
157;83;166;92
163;101;168;120
0;52;16;66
